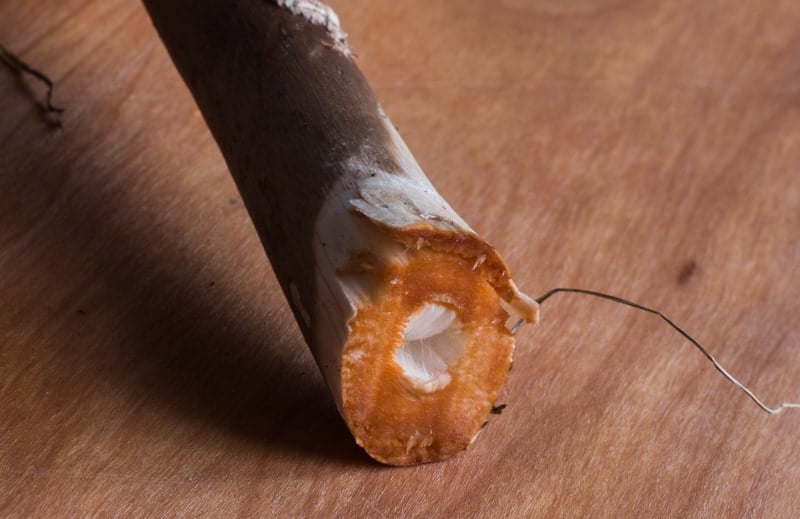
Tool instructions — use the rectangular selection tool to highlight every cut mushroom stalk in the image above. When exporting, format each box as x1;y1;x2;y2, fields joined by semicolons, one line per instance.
143;0;539;465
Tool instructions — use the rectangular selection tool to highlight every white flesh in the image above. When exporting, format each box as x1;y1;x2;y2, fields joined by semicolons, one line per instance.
394;304;465;393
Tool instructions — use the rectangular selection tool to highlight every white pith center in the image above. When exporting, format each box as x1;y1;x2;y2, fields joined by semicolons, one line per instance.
394;304;465;392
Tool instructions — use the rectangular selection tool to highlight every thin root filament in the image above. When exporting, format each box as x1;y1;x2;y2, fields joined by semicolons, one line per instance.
531;287;800;415
0;42;65;117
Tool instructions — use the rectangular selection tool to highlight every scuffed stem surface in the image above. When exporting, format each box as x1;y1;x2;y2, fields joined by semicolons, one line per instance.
273;0;349;54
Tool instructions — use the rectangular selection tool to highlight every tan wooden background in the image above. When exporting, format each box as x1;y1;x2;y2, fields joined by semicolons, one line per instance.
2;0;799;516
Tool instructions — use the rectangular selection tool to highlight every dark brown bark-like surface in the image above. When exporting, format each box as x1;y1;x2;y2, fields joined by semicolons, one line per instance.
142;0;398;342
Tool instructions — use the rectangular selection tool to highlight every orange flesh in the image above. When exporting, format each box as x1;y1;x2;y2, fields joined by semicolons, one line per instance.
340;247;515;465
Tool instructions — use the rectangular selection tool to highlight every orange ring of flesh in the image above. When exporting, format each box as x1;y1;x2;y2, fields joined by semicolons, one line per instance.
341;247;514;465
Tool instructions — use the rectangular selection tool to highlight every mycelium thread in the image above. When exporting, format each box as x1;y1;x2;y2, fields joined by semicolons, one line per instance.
0;43;64;119
525;287;800;414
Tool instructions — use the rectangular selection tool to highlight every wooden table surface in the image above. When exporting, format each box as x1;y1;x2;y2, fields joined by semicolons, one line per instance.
2;0;799;516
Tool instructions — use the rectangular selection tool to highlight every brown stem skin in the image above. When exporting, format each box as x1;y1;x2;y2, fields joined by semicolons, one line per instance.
142;0;398;344
143;0;539;465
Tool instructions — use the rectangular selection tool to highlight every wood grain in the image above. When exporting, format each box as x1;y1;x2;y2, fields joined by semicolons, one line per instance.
1;0;799;516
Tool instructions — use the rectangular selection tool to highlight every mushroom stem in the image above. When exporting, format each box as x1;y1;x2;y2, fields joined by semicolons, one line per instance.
142;0;538;465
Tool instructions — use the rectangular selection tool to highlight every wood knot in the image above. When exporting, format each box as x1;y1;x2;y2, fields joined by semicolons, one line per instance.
677;260;698;285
